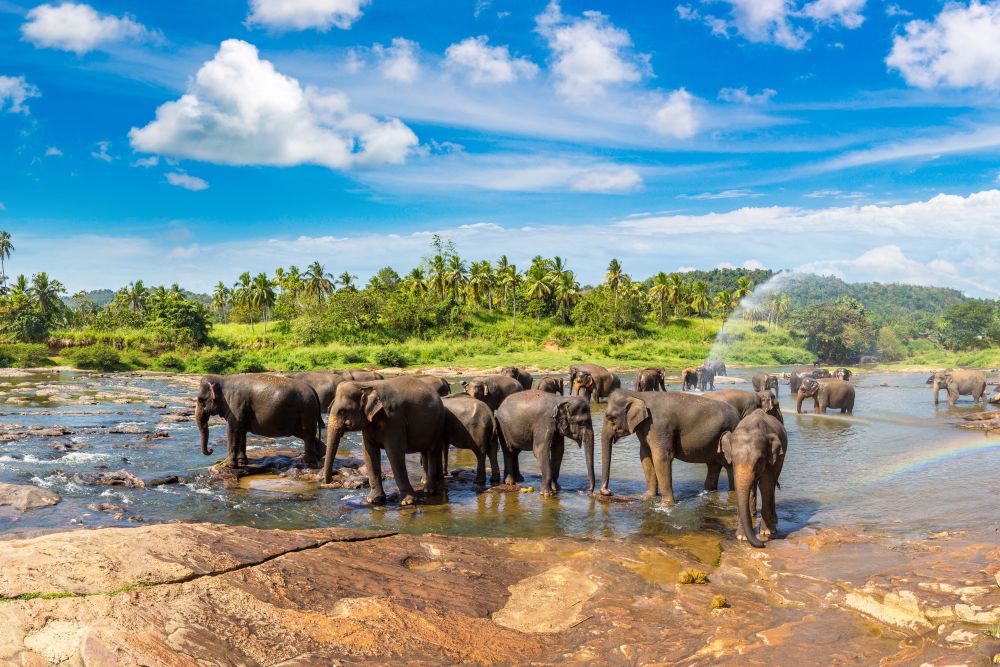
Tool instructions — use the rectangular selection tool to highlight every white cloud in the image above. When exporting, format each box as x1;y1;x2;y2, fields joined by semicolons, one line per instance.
246;0;368;31
678;188;759;200
742;259;767;270
650;88;698;139
804;188;865;199
885;4;911;17
886;1;1000;90
131;156;159;168
374;38;420;84
810;124;1000;172
166;172;209;191
129;39;418;170
689;0;866;49
44;146;62;156
718;86;777;104
91;140;113;162
21;2;153;54
0;75;39;114
571;166;642;193
444;36;538;84
801;0;866;28
535;0;647;99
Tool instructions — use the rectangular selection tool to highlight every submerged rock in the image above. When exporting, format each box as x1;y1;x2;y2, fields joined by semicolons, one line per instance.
0;482;61;511
71;469;145;488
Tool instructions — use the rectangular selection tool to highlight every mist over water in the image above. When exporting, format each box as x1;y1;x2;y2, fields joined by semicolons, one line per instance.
708;270;799;363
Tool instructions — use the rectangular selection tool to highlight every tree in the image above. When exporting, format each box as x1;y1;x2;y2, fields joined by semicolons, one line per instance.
689;280;710;338
940;300;999;350
248;272;276;334
212;281;231;322
648;272;671;325
232;272;253;331
714;290;732;318
368;267;400;292
666;273;686;316
336;271;358;291
524;258;553;321
553;270;580;324
732;276;753;304
467;260;493;309
446;255;467;302
10;274;27;297
29;272;66;320
0;230;13;294
124;280;149;312
303;262;334;304
786;297;877;363
501;264;523;318
403;267;428;296
605;258;623;300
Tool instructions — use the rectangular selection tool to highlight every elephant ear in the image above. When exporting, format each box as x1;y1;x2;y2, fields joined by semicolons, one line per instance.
551;402;570;431
767;434;784;466
360;386;385;422
625;397;650;433
206;377;223;406
719;432;733;465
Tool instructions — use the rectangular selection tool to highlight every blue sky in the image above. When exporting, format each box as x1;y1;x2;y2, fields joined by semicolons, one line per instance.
1;0;999;295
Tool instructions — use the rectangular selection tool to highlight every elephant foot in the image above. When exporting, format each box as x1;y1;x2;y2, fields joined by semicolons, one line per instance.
400;494;418;507
642;490;657;500
504;475;517;486
237;456;249;467
489;475;502;486
301;457;320;469
598;486;613;497
366;492;387;506
225;459;240;469
540;489;555;497
474;477;487;488
759;527;773;539
658;496;676;506
515;473;525;483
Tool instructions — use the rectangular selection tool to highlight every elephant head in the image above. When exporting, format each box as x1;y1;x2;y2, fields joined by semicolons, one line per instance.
813;369;832;379
573;371;596;397
462;379;489;402
927;370;953;403
323;381;384;483
599;392;650;495
796;378;821;413
195;375;224;456
834;368;852;381
720;423;784;549
498;367;518;379
552;397;595;493
756;391;783;423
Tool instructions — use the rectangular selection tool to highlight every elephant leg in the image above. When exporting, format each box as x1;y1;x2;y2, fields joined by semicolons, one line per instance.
384;443;418;506
473;447;487;487
238;430;249;467
725;464;734;491
549;434;564;494
759;471;778;538
512;450;523;484
487;434;501;485
361;435;387;505
639;439;657;499
301;429;320;469
424;443;444;496
224;421;238;468
704;462;721;491
650;439;675;504
535;435;554;496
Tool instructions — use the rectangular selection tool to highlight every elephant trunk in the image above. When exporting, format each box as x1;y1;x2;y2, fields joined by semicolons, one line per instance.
599;423;615;496
323;419;344;484
734;464;764;548
195;402;213;456
582;426;595;494
795;391;805;414
933;380;941;404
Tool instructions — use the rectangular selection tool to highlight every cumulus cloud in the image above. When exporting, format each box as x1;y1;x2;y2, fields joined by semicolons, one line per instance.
21;2;154;54
129;39;418;170
650;89;698;139
131;156;159;168
166;172;209;191
718;86;777;104
247;0;369;31
44;146;62;157
0;75;39;114
886;0;1000;90
682;0;866;49
801;0;866;28
444;36;538;84
374;38;420;84
535;0;648;99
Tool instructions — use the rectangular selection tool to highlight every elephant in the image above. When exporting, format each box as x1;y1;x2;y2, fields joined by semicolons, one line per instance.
721;409;787;548
341;370;385;382
696;365;716;392
796;378;855;414
751;372;779;396
681;368;699;391
499;367;533;391
293;370;385;414
416;374;451;397
927;370;987;406
635;367;666;392
196;374;323;469
707;389;783;423
600;390;741;503
704;359;727;376
462;375;524;411
323;377;447;506
537;377;565;394
441;393;500;486
813;368;833;379
788;367;828;394
494;390;595;495
858;355;878;365
569;364;621;403
834;368;852;381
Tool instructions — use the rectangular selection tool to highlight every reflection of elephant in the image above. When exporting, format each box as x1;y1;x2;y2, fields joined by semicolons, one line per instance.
323;377;447;506
462;375;524;411
495;391;595;495
569;364;621;403
499;367;533;390
708;389;783;423
751;372;779;396
681;368;699;391
834;368;852;381
796;378;855;414
600;390;740;503
635;367;666;392
721;409;787;548
697;366;716;391
928;370;987;405
292;370;385;413
416;374;451;397
537;377;565;394
704;359;727;376
442;393;499;486
196;374;323;468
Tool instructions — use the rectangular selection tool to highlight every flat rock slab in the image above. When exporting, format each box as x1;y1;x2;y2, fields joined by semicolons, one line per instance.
0;484;60;512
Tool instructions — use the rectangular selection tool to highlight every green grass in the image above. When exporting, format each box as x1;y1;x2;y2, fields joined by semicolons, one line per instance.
0;591;80;602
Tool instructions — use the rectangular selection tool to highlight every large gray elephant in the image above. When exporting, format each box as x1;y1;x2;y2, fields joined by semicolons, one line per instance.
703;359;727;376
707;389;783;423
720;409;787;548
928;370;987;406
499;366;533;390
600;390;740;503
788;367;829;394
536;376;565;394
751;372;779;396
635;367;666;392
696;365;716;392
495;390;595;495
441;393;500;487
569;364;621;403
196;374;323;468
323;377;447;506
462;375;524;411
416;374;451;397
796;378;855;414
292;370;384;413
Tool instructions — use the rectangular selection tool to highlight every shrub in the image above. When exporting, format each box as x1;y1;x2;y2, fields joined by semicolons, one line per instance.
342;350;366;364
66;345;125;371
236;357;267;373
677;568;709;585
193;350;244;374
154;353;186;372
0;343;50;368
371;347;407;368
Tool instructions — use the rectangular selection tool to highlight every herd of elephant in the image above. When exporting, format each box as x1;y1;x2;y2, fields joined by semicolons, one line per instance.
192;361;988;549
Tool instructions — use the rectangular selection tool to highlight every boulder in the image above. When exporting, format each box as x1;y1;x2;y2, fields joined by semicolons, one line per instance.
0;483;61;511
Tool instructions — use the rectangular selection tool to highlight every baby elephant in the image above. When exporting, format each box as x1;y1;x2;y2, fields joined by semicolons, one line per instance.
536;377;565;394
635;367;666;392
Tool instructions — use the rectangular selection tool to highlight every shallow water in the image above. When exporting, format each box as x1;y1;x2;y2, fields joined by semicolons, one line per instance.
0;369;997;541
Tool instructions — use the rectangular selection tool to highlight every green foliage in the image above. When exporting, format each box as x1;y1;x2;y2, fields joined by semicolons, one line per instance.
65;345;125;371
572;284;646;334
235;357;267;373
786;297;876;363
0;343;50;368
876;326;904;362
939;300;999;350
190;349;246;375
371;347;408;368
0;298;52;343
153;353;187;372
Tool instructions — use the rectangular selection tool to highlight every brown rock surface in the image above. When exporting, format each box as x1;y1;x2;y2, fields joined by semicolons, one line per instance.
0;484;60;512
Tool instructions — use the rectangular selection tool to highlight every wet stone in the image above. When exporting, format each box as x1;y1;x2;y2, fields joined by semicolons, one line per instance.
0;483;61;511
71;469;146;488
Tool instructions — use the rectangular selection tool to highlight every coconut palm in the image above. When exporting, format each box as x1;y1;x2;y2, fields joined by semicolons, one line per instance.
232;272;254;331
714;290;732;317
248;272;276;334
733;276;753;305
211;281;231;322
524;259;553;321
446;255;467;301
689;280;710;339
496;255;512;309
284;265;303;301
605;258;623;300
500;264;522;318
10;274;27;297
303;262;334;304
428;252;448;300
124;280;149;312
29;272;66;319
666;273;686;316
337;271;358;291
273;267;286;295
648;272;671;325
403;267;428;296
466;260;492;309
553;270;580;324
0;230;13;293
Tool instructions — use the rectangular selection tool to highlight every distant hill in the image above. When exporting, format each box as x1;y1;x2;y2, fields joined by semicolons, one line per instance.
664;268;777;296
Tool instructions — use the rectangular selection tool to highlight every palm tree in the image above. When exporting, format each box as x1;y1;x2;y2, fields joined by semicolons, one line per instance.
0;230;13;293
446;255;467;301
771;292;790;329
336;271;358;291
29;272;66;319
467;260;492;309
605;258;623;301
403;267;428;296
714;290;732;318
553;270;580;324
500;264;523;319
248;272;276;335
733;276;753;306
10;274;27;297
524;259;553;321
273;267;286;295
689;280;710;339
232;272;253;331
496;255;511;309
285;265;303;302
303;262;334;304
666;273;686;316
125;280;149;312
429;253;448;300
648;272;670;325
212;281;231;322
549;256;567;282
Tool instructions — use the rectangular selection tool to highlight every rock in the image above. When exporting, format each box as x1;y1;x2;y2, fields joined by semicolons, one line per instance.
342;475;369;489
71;469;145;488
48;442;92;452
148;401;168;409
86;503;122;513
108;425;150;435
146;475;183;487
141;431;171;441
493;564;598;633
0;483;61;511
25;426;72;437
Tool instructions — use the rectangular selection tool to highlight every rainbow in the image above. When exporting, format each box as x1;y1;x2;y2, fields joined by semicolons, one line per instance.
862;433;1000;485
